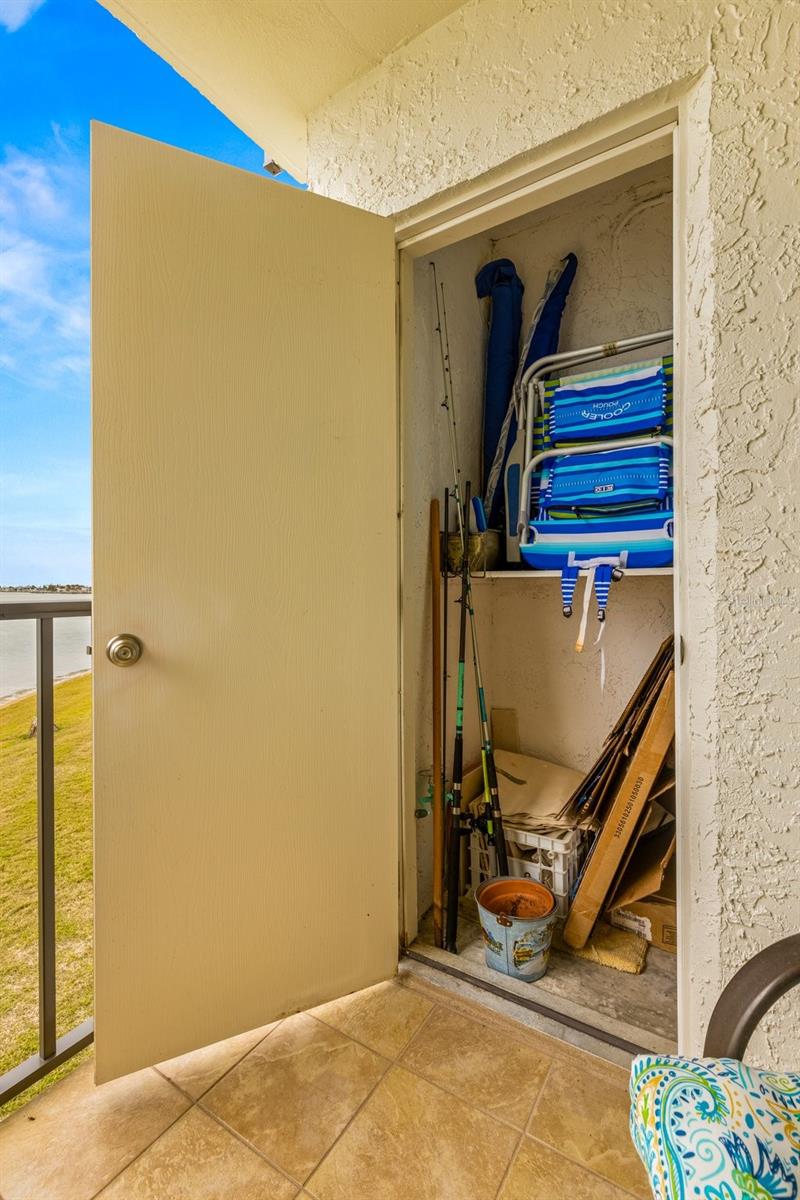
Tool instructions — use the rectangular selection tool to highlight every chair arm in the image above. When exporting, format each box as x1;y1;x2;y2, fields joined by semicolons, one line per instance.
703;933;800;1059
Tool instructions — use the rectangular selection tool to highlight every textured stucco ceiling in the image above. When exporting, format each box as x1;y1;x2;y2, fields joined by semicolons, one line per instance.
99;0;466;181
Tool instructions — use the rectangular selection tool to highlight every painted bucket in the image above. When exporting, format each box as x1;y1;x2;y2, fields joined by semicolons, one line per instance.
475;877;557;982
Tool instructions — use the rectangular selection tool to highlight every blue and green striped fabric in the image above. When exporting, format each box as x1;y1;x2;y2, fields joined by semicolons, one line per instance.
521;356;674;572
548;359;668;443
541;444;671;511
539;356;674;448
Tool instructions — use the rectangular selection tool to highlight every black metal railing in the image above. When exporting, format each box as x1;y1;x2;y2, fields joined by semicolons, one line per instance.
0;597;94;1105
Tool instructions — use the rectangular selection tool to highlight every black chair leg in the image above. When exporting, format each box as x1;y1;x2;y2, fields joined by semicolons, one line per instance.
703;933;800;1059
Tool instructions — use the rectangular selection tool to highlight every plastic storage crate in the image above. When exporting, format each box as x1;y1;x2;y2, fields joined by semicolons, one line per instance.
470;824;588;917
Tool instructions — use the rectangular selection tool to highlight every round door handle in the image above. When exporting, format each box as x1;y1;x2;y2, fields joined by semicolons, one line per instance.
106;634;143;667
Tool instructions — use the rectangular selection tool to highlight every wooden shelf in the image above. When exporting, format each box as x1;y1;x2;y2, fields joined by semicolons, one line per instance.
447;568;673;581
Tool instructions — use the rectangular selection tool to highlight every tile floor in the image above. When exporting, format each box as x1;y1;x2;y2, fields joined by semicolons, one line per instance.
412;904;678;1054
0;972;651;1200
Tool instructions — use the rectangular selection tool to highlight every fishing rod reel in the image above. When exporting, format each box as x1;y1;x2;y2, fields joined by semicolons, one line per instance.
443;794;500;850
470;806;503;849
446;799;475;840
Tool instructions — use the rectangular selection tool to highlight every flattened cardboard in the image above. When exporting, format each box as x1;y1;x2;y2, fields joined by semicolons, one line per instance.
609;823;676;910
603;803;656;909
609;864;677;954
559;638;674;823
649;771;676;817
463;748;584;830
563;672;675;949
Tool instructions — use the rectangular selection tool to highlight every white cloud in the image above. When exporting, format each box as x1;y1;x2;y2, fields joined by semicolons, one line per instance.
0;0;45;33
0;133;90;585
0;141;89;396
0;146;87;235
2;472;68;499
0;150;64;222
0;233;51;297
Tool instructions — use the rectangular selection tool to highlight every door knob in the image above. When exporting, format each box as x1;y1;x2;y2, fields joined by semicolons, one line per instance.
106;634;143;667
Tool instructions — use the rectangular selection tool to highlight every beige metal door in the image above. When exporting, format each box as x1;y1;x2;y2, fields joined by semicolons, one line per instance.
91;124;398;1082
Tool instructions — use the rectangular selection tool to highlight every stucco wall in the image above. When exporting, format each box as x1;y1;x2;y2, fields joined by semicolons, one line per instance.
309;0;800;1064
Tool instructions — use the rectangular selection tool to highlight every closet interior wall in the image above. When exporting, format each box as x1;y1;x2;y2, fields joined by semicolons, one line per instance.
407;159;675;920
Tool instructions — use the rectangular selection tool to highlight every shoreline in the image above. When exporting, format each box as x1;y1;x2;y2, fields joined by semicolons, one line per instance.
0;669;92;709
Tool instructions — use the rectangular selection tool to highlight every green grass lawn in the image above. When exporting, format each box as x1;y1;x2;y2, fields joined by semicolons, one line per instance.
0;672;93;1116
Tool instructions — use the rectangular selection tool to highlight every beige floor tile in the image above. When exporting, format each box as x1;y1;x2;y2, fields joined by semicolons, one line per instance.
499;1136;634;1200
0;1059;189;1200
528;1059;650;1197
401;1003;552;1128
306;1065;518;1200
203;1012;388;1183
97;1106;298;1199
398;971;599;1069
309;980;433;1058
157;1022;280;1099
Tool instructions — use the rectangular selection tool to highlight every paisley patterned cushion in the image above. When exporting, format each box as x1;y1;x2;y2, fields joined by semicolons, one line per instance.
629;1055;800;1199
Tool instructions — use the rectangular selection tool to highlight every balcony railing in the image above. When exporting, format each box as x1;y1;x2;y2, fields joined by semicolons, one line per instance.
0;597;94;1106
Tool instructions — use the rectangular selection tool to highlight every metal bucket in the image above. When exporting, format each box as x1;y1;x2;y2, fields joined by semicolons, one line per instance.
475;877;557;982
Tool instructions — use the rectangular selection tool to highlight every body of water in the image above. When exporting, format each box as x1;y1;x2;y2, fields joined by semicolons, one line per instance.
0;593;92;701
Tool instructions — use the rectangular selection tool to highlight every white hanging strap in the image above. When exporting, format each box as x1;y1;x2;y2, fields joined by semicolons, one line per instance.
575;567;595;653
595;620;607;690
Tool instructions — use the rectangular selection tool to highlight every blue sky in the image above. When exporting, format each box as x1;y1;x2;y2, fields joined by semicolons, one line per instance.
0;0;295;585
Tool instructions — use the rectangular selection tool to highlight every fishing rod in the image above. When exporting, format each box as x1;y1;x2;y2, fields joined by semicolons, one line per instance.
429;497;444;947
431;262;509;888
444;479;471;951
442;487;449;817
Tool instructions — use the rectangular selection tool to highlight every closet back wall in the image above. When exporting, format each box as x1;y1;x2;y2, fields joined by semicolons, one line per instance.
485;161;674;771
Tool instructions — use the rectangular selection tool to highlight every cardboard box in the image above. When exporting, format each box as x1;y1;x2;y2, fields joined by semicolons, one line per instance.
608;889;677;953
607;824;677;953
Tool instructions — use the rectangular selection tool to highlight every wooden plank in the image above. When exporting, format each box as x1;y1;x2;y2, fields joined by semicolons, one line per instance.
563;672;675;949
605;636;673;744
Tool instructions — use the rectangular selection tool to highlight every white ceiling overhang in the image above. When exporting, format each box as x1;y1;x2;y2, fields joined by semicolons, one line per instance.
98;0;466;182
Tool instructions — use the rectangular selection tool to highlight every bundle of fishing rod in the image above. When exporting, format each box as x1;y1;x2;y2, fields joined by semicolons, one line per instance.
430;263;509;954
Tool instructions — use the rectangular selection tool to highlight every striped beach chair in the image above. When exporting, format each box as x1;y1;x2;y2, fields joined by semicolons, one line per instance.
519;356;674;628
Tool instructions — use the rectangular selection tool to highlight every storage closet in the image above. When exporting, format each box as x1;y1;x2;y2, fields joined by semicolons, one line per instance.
402;157;678;1057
